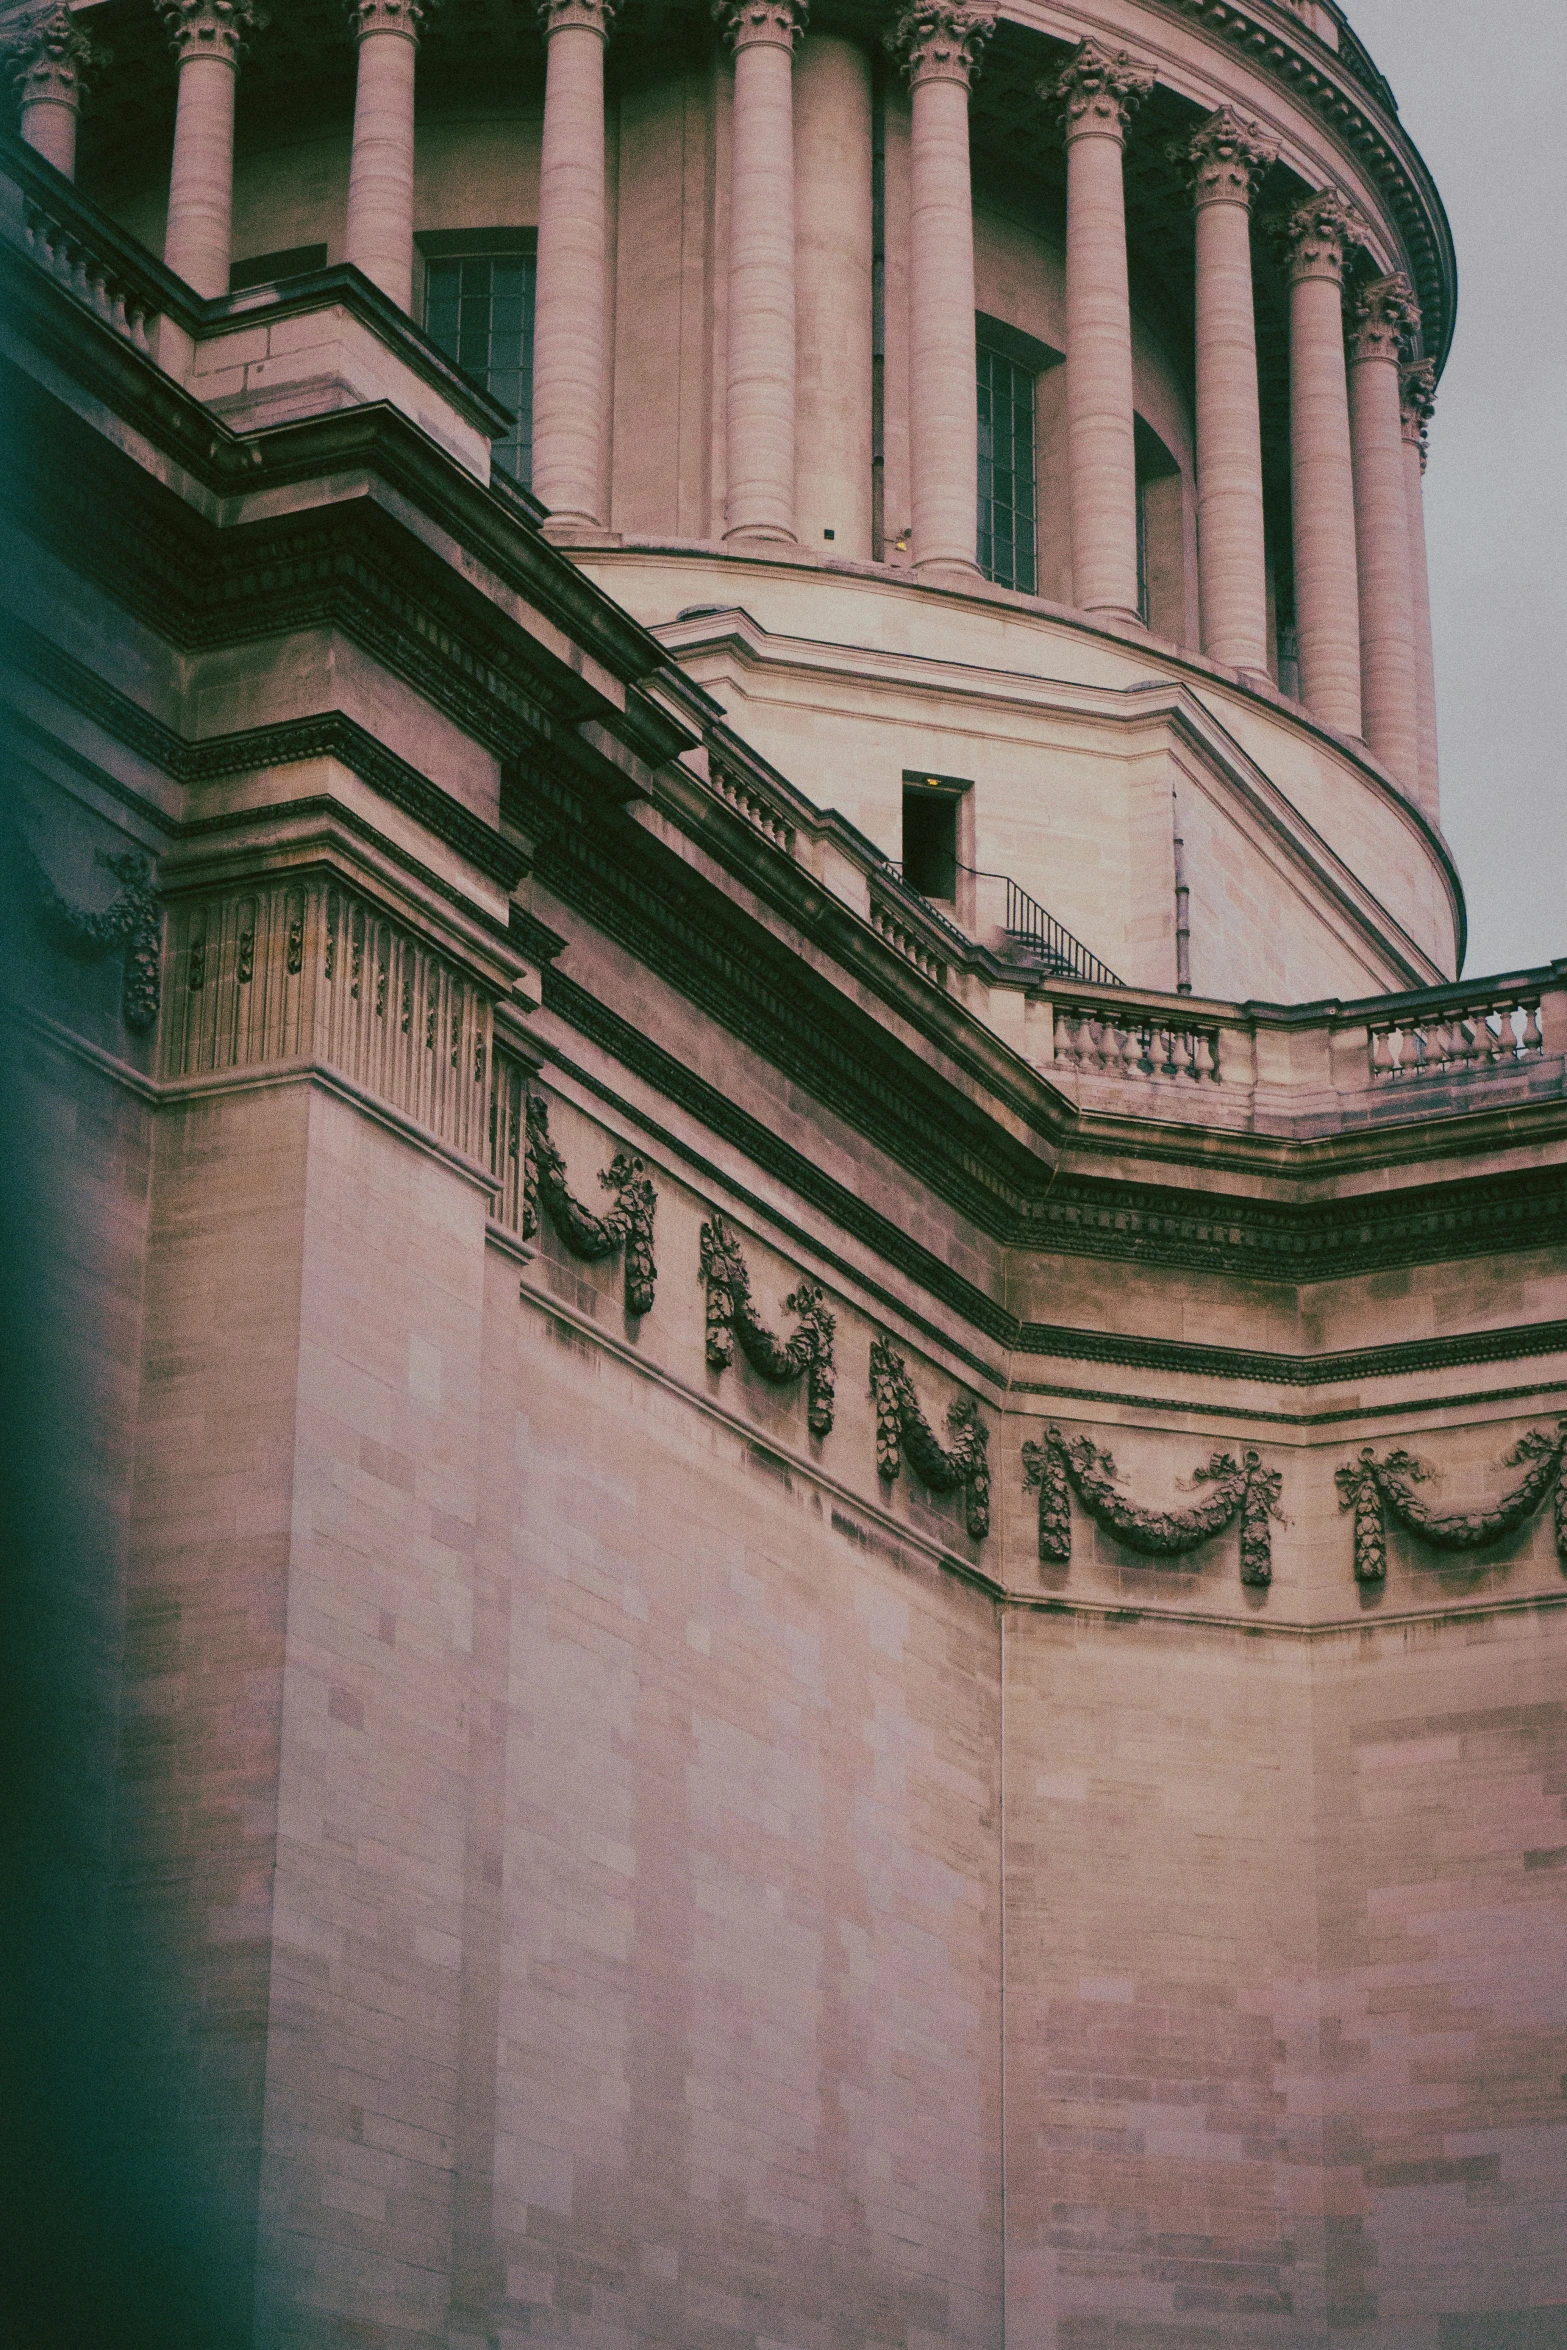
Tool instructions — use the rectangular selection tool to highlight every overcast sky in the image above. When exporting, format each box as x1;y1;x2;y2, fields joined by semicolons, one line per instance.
1342;0;1566;978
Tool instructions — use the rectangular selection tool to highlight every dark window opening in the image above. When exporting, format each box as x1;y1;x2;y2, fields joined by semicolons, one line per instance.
229;244;328;292
422;243;536;485
1136;479;1150;625
901;776;963;902
977;341;1037;594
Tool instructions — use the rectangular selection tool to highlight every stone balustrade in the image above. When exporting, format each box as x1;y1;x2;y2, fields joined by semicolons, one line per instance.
1053;1003;1222;1085
1369;988;1546;1081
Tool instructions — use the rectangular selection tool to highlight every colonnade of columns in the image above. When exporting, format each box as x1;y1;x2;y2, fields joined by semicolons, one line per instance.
3;0;1441;805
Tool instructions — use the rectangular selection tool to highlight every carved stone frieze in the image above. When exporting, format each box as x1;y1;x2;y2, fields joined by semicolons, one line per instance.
523;1094;657;1317
1349;272;1421;366
712;0;807;54
1045;40;1154;142
1167;106;1277;209
155;0;266;66
1336;1425;1567;1582
1023;1429;1282;1586
3;4;109;107
1272;188;1367;285
700;1214;836;1434
883;2;996;90
869;1337;989;1540
18;836;161;1032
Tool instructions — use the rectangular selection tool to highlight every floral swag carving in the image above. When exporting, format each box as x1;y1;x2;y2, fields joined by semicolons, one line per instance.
869;1338;990;1540
18;836;162;1032
1336;1424;1567;1583
1022;1429;1282;1586
522;1095;657;1316
700;1215;836;1435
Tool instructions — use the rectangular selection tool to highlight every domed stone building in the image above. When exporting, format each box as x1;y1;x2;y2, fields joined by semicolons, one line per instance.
2;0;1563;2343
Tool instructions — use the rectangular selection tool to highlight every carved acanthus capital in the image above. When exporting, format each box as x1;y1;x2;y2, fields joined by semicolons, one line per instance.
1272;187;1367;285
883;1;996;91
346;0;433;42
156;0;266;66
1400;357;1436;465
537;0;618;32
713;0;807;55
1349;271;1421;365
3;5;109;109
1045;39;1154;142
1168;105;1276;208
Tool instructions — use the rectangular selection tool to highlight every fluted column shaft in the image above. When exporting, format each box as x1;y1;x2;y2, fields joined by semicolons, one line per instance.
887;4;994;582
1401;359;1440;814
158;1;260;298
1282;192;1364;734
1051;42;1153;622
532;0;618;526
1348;272;1421;787
6;5;104;181
1174;108;1275;673
345;0;429;313
717;0;807;547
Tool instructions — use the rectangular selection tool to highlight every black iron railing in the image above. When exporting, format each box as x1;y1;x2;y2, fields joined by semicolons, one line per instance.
879;859;1123;988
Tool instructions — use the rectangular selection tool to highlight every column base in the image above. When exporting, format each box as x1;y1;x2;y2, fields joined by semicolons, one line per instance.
723;525;799;552
1083;601;1146;629
914;556;983;589
539;514;620;548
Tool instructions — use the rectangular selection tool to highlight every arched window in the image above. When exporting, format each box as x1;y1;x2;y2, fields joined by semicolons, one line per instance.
418;231;537;485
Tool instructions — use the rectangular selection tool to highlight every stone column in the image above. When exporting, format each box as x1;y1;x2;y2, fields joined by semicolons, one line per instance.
1171;106;1275;677
1400;357;1440;815
716;0;809;548
532;0;619;531
4;3;105;181
157;0;261;299
794;33;875;560
886;2;995;583
1280;190;1365;735
1348;271;1422;789
344;0;431;314
1047;40;1153;623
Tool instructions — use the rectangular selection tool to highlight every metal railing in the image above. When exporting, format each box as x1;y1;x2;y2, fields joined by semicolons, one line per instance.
987;870;1123;987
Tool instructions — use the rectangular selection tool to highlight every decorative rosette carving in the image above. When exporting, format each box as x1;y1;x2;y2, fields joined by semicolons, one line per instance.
1044;39;1154;142
1336;1424;1567;1584
1349;271;1421;365
700;1215;837;1435
883;1;996;90
1023;1429;1282;1587
155;0;267;66
537;0;619;31
3;4;110;107
1400;356;1437;461
1270;187;1367;284
712;0;807;55
869;1337;989;1541
346;0;433;40
1167;105;1277;208
16;835;162;1032
522;1094;657;1317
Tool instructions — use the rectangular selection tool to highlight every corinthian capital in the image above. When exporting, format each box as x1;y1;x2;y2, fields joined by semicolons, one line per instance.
1400;357;1436;461
1272;188;1367;284
538;0;618;31
156;0;266;65
1349;271;1421;364
884;2;996;90
346;0;433;40
1045;39;1154;141
1168;106;1276;207
3;5;109;108
713;0;807;55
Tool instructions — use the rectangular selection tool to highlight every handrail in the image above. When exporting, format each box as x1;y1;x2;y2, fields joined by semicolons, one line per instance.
968;865;1124;988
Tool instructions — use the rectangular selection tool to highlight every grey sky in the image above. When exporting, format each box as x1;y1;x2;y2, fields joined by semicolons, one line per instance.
1343;0;1565;979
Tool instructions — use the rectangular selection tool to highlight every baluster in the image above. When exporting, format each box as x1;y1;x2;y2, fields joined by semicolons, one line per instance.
1521;1001;1543;1057
1064;1011;1087;1071
1192;1030;1216;1083
1370;1026;1393;1078
1121;1022;1144;1081
1487;1005;1513;1063
1169;1029;1192;1081
1456;1015;1481;1069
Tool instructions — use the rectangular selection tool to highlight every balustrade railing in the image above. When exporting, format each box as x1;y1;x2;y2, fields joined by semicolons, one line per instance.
1053;1003;1222;1086
868;872;949;987
1369;990;1545;1081
710;757;796;855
